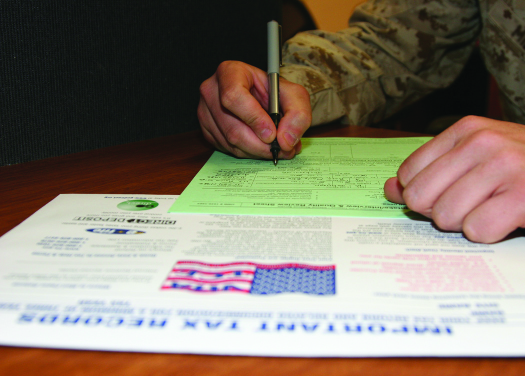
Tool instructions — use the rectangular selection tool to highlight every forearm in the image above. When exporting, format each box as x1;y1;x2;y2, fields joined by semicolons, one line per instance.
281;0;481;126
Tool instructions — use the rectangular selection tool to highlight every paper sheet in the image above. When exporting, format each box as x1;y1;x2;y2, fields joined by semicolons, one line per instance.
169;137;432;218
1;194;525;356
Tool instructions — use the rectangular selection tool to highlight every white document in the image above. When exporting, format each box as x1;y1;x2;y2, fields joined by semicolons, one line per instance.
1;194;525;356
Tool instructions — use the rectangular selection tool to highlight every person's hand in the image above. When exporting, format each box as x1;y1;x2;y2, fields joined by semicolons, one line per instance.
384;116;525;243
198;61;312;160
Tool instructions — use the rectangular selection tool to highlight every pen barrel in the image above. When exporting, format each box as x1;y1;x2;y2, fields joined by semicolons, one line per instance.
267;21;280;74
268;72;279;115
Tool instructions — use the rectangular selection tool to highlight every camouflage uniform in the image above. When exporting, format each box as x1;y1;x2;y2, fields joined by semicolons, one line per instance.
281;0;525;126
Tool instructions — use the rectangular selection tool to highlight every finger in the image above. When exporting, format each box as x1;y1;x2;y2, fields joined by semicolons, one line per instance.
400;126;507;217
277;79;312;151
384;177;405;204
199;89;256;157
462;149;525;243
397;132;456;188
201;73;273;159
216;61;276;144
201;82;296;161
401;144;480;217
430;161;501;232
397;116;490;187
278;144;296;160
197;95;227;153
463;187;525;243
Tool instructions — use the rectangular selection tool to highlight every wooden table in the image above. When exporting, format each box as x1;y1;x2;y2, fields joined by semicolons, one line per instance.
1;125;524;375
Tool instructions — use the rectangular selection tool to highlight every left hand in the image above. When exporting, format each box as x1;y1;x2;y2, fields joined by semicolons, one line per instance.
384;116;525;243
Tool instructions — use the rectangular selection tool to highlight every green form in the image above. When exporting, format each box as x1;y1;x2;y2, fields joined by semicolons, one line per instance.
169;137;432;218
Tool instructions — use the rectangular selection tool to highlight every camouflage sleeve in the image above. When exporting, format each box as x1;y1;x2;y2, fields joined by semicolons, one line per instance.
281;0;481;126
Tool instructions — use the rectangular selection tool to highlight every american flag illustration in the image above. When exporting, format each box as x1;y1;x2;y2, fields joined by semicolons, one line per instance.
161;261;336;295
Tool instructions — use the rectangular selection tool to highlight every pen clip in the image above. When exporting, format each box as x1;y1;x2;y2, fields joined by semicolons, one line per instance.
279;24;283;67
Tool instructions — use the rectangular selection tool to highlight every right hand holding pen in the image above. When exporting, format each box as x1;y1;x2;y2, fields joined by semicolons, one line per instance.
198;61;311;159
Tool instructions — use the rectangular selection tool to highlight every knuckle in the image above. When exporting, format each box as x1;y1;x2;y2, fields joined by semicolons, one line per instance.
452;115;484;133
467;128;503;149
220;86;243;110
432;209;457;232
493;148;525;170
199;79;211;97
228;144;249;159
462;215;506;244
289;109;312;129
196;104;206;124
462;223;488;244
223;125;243;147
197;98;211;128
201;129;215;146
298;108;312;126
286;81;312;109
396;162;414;188
228;148;243;158
290;81;309;97
401;186;418;211
402;186;427;215
243;113;261;128
199;123;220;149
513;178;525;196
216;60;236;75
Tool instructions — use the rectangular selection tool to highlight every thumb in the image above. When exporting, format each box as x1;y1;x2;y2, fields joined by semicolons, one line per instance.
276;79;312;151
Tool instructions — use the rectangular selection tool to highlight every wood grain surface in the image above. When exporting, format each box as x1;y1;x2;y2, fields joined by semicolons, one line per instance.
1;125;523;375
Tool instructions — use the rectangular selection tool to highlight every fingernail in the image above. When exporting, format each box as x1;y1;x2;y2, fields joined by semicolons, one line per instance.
284;132;298;147
260;128;272;141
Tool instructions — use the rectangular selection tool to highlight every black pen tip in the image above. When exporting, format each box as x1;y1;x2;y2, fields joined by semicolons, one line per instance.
270;138;280;166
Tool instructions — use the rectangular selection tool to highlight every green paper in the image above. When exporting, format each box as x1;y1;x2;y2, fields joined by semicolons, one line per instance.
169;137;432;218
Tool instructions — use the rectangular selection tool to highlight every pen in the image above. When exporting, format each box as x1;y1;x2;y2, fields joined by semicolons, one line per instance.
267;20;282;166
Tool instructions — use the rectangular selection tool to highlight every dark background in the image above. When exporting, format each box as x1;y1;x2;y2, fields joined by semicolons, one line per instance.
1;0;491;166
1;0;281;165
